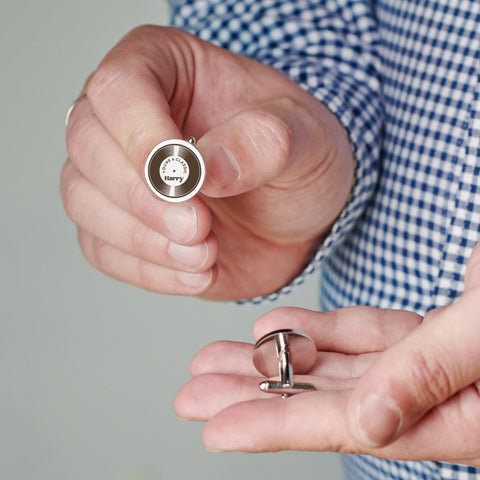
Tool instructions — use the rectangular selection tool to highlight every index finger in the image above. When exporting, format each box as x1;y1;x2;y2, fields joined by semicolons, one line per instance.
253;306;422;354
86;26;185;175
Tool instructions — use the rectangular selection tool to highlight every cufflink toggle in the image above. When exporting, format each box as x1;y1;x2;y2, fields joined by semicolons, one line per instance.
253;329;317;398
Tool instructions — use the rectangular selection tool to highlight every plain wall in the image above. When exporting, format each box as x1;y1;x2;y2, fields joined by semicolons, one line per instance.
0;0;344;478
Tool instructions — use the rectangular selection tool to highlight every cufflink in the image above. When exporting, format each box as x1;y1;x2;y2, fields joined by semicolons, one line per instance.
253;329;317;398
145;137;205;202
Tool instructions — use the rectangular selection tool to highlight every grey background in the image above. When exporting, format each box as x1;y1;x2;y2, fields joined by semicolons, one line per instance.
1;0;344;478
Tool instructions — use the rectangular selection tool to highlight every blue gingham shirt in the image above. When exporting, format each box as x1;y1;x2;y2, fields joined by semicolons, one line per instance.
170;1;480;478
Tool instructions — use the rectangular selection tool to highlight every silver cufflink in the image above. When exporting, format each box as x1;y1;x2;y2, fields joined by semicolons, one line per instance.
145;137;205;202
253;329;317;398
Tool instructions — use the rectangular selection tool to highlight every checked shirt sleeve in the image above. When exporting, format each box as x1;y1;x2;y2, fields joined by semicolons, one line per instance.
169;0;383;303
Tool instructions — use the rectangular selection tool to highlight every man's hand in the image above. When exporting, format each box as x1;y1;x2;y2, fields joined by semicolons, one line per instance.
61;25;354;301
175;242;480;466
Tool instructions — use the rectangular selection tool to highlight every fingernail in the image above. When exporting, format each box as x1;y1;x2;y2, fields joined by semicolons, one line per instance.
356;394;403;447
168;241;208;269
176;270;213;290
164;206;197;244
208;143;241;187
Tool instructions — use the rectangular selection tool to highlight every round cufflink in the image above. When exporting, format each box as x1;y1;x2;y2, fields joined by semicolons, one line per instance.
253;329;317;398
145;137;205;202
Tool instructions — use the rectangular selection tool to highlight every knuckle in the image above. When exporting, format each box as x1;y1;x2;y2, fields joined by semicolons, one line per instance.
136;258;156;289
61;173;85;223
78;231;105;271
124;124;153;170
409;349;455;408
122;25;191;61
77;231;93;266
87;27;157;103
87;62;125;102
122;24;160;47
130;220;153;257
246;107;293;170
90;237;113;274
66;111;97;162
126;174;150;216
59;160;73;199
87;25;160;102
77;229;89;256
88;64;153;170
125;178;169;240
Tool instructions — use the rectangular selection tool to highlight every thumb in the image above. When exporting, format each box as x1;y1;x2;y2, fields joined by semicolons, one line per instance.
347;292;480;448
197;98;351;199
197;103;294;197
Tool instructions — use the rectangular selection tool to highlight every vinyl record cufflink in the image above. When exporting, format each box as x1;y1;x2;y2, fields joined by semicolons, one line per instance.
145;137;205;202
253;329;317;398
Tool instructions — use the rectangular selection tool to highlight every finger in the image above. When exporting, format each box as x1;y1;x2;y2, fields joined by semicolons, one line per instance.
86;26;183;175
197;104;293;196
189;340;379;380
346;294;480;448
62;162;217;273
66;98;211;245
175;374;266;421
202;389;352;452
312;351;379;379
78;229;216;295
175;373;355;422
189;341;257;377
253;307;422;354
197;99;353;236
202;381;480;464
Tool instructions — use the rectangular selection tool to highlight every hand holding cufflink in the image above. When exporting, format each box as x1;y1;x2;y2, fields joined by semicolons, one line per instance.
62;26;354;301
174;307;428;454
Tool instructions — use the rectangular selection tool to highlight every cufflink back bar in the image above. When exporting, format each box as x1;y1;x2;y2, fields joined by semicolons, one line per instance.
253;329;317;398
145;137;205;202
